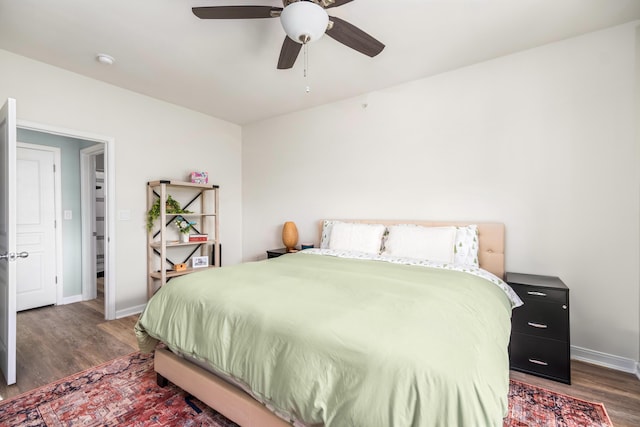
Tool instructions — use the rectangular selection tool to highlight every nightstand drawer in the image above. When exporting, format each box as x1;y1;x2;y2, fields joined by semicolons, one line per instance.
511;300;568;340
510;333;570;383
510;283;567;304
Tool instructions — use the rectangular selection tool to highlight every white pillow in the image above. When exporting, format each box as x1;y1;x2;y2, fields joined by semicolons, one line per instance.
453;225;479;267
383;225;456;263
328;222;386;254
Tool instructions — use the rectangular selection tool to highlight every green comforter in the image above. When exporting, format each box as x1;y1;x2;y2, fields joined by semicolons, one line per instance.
135;253;513;427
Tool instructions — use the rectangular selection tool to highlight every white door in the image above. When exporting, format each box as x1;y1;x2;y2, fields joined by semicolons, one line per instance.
0;98;19;385
16;146;57;311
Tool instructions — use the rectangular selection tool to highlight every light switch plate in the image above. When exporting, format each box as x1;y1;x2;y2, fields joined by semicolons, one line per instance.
63;210;72;220
118;210;131;221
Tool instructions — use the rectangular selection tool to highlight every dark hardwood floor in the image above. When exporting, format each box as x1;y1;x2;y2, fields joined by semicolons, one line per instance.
1;292;638;426
0;287;138;401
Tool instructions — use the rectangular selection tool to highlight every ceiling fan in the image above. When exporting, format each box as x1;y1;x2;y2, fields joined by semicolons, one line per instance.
192;0;385;69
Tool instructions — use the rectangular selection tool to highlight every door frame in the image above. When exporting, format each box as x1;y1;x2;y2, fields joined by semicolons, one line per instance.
17;120;116;320
16;142;63;306
80;144;103;303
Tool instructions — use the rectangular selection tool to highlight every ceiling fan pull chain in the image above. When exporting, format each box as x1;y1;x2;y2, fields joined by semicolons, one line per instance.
304;43;308;78
304;43;311;93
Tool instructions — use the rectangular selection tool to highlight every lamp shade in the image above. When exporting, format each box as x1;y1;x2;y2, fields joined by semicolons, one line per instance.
280;1;329;44
282;221;299;251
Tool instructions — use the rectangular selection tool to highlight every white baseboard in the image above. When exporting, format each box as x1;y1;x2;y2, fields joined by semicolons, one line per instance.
116;304;146;319
61;294;83;305
571;345;639;375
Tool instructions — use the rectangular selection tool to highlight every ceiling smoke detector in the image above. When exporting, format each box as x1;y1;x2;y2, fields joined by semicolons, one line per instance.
96;53;115;65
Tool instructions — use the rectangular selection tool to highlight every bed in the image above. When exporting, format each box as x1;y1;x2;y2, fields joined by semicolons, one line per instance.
135;220;521;427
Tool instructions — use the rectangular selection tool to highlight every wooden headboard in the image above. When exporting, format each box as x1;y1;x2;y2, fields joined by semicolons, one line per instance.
319;220;505;279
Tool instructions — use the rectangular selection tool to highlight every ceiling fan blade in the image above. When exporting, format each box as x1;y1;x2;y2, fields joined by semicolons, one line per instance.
277;36;302;69
324;0;355;9
326;16;384;57
192;6;282;19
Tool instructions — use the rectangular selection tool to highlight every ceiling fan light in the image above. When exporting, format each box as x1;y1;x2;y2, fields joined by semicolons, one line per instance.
280;1;329;44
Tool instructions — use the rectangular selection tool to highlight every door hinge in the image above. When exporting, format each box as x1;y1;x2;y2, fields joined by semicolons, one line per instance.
54;219;57;228
55;276;58;284
53;164;56;173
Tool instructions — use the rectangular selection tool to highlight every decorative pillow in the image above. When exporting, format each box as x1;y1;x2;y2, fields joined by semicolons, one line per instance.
328;222;386;254
320;220;340;249
383;225;456;263
453;225;479;267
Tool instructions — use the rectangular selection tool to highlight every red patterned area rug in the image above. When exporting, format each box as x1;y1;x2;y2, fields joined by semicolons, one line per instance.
0;352;235;427
0;352;613;427
505;379;612;427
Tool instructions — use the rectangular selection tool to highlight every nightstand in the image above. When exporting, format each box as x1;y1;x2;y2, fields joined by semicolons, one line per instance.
266;248;289;259
507;272;571;384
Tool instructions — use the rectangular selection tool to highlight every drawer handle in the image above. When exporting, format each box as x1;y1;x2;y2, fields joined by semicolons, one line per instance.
527;322;548;329
528;358;548;366
527;291;547;297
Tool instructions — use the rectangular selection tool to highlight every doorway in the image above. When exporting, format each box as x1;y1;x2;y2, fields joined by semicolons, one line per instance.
80;145;105;309
16;121;115;320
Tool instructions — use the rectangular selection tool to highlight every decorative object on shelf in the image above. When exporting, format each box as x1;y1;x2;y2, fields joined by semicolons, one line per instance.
175;216;196;241
146;195;191;231
301;243;314;250
189;234;208;242
282;221;299;252
192;256;209;268
190;171;208;184
174;263;187;272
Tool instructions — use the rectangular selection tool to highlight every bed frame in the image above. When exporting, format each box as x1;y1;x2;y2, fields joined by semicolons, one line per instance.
155;220;505;427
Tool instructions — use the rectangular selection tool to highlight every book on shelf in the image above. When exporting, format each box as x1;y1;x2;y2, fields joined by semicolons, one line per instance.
189;234;208;242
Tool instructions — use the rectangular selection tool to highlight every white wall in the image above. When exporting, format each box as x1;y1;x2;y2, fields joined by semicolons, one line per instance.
0;49;242;315
243;22;640;363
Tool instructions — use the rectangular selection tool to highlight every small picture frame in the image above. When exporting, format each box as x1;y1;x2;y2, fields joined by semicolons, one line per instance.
190;171;208;184
192;256;209;268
